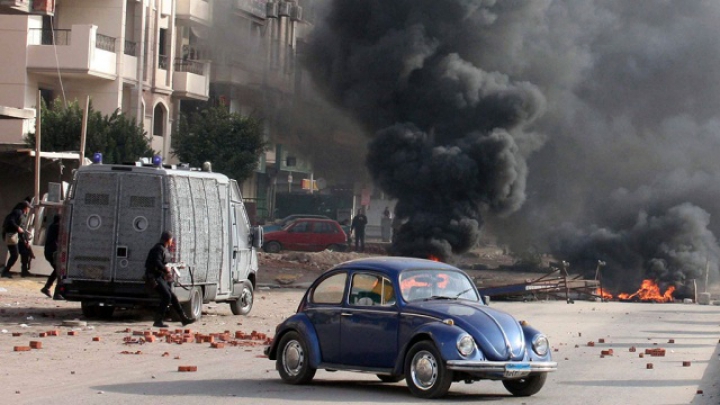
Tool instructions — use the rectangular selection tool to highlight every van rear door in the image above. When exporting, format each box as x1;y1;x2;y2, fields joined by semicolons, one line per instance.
114;173;164;282
66;171;120;281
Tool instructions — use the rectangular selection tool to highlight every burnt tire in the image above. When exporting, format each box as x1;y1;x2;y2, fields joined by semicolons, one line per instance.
263;241;282;254
377;374;404;383
404;341;453;399
277;331;316;385
230;281;254;316
502;373;547;397
181;287;203;322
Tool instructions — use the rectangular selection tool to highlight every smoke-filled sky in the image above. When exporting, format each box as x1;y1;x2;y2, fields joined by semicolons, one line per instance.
302;0;720;291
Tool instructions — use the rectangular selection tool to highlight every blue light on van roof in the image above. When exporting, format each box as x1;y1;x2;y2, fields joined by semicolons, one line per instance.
152;155;162;167
92;152;103;164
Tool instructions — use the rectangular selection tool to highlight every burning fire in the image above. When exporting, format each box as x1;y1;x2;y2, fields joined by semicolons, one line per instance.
428;255;441;262
617;279;675;302
595;288;613;300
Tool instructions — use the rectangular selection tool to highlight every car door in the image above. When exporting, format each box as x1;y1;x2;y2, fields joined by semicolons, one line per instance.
285;220;311;251
340;271;399;368
304;271;347;364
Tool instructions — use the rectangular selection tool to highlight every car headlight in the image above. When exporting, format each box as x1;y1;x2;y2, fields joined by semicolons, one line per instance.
532;334;549;356
457;334;476;356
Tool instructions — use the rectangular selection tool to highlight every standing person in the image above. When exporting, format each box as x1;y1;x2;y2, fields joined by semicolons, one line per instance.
1;201;32;278
351;209;368;252
18;197;35;277
144;231;194;327
41;214;60;298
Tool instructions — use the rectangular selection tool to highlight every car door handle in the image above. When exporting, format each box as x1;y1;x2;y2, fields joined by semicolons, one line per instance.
341;312;353;317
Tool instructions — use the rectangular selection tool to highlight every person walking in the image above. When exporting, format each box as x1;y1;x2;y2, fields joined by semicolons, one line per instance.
2;201;32;278
351;209;368;252
144;231;194;327
41;214;60;298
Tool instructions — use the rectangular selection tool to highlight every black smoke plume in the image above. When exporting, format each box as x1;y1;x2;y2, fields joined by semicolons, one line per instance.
305;0;720;290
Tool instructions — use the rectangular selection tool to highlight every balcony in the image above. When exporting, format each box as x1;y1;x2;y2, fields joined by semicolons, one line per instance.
176;0;211;27
0;0;54;15
173;59;210;100
122;40;138;82
27;24;117;80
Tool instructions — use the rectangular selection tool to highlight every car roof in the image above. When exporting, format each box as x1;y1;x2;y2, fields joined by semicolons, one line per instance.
283;214;329;220
330;256;462;278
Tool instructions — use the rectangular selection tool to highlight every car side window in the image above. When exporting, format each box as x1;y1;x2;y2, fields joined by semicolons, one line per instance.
290;221;309;233
350;273;396;307
311;272;347;304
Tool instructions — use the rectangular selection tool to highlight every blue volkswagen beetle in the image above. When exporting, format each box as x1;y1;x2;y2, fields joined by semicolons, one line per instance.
265;257;557;398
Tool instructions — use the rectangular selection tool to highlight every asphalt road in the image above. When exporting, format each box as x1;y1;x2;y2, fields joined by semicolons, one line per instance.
2;287;720;405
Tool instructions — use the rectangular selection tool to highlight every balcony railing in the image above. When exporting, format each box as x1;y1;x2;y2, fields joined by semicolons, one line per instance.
28;28;71;46
95;33;116;52
158;54;169;70
174;59;206;75
124;40;137;56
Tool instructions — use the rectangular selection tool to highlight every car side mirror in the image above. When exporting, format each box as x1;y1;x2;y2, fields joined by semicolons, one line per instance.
483;295;491;306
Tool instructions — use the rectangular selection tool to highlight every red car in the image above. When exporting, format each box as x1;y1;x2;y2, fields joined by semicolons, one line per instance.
262;218;348;253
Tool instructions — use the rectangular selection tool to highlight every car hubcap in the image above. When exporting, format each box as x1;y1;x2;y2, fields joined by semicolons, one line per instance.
411;350;438;390
283;340;304;376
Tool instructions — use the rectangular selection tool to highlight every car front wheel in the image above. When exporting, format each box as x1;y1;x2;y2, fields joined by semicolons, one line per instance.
502;373;547;397
277;331;316;384
404;341;453;398
229;281;253;315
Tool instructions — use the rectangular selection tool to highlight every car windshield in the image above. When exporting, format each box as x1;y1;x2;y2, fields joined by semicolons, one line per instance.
399;269;479;302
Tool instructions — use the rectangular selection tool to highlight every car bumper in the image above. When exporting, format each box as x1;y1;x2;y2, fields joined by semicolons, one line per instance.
446;360;557;378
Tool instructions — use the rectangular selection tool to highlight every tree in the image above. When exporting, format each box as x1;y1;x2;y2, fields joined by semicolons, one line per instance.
24;99;153;164
173;106;266;182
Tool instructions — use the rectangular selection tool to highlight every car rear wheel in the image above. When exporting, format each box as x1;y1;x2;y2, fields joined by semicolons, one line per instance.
377;374;404;383
502;373;547;397
264;241;282;253
277;331;316;384
404;341;453;398
327;244;345;252
229;281;253;315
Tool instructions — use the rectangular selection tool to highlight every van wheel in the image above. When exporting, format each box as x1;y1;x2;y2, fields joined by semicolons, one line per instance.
81;301;98;318
230;281;254;315
264;241;282;253
181;287;203;321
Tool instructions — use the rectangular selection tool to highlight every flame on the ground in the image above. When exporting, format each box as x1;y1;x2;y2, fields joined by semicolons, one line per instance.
595;288;613;300
617;279;675;303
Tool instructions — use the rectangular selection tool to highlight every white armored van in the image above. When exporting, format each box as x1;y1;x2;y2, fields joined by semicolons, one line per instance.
57;159;262;321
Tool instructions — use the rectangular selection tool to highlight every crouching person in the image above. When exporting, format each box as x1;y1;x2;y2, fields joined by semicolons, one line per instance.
145;231;194;327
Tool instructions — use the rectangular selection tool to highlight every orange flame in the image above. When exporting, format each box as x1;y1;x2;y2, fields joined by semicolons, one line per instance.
617;279;675;303
595;288;613;300
428;255;441;262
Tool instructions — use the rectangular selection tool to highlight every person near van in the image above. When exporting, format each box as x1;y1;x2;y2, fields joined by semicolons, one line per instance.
351;209;368;252
41;214;61;298
1;201;32;278
18;197;35;277
145;231;194;327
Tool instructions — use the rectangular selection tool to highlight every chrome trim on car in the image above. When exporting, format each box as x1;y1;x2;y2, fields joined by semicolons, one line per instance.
402;312;442;321
446;360;558;373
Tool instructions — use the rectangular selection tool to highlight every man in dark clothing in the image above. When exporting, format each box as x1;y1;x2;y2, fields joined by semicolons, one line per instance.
18;197;35;277
2;201;32;278
145;231;194;327
351;209;368;252
41;214;61;298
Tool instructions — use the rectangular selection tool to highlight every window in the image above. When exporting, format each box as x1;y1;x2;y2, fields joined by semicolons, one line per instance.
350;273;395;307
153;104;165;136
311;272;347;304
289;221;309;233
313;222;335;234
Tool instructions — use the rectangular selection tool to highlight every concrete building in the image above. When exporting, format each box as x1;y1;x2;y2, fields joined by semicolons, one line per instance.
0;0;368;226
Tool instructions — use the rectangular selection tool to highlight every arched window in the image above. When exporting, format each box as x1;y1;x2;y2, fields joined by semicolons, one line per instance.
153;103;166;136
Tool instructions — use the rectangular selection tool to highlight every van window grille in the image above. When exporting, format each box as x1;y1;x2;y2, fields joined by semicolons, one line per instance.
85;193;109;205
130;196;155;208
